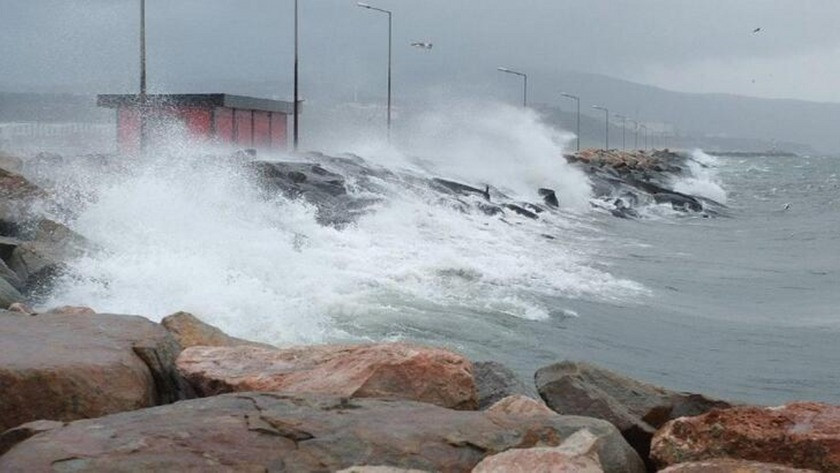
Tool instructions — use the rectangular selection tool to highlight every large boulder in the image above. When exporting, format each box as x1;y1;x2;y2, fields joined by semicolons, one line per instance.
659;460;817;473
0;393;645;473
474;361;534;409
651;402;840;472
535;361;730;468
160;311;273;349
177;343;479;410
0;310;192;432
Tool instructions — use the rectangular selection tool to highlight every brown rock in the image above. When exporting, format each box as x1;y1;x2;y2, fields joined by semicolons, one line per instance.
536;361;730;468
161;311;272;349
0;393;645;473
177;343;479;410
659;459;818;473
0;420;63;456
651;402;840;472
0;311;191;432
43;305;96;316
486;395;556;418
338;468;431;473
472;429;606;472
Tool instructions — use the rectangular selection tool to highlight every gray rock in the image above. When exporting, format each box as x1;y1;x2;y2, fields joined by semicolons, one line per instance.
474;361;534;409
0;311;191;432
0;276;24;309
0;393;644;473
536;361;731;471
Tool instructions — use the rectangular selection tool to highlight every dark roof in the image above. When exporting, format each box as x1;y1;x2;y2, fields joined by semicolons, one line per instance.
97;94;294;114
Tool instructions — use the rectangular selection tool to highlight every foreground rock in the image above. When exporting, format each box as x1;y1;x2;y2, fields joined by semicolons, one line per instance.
161;311;274;349
659;460;818;473
0;310;191;432
536;361;731;468
474;361;534;409
472;429;607;472
651;402;840;472
177;343;478;410
0;393;644;472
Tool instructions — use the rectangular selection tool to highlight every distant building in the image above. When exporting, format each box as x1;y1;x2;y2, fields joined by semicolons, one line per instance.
97;94;295;153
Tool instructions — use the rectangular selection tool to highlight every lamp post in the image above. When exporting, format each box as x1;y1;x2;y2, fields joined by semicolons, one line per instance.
497;67;528;107
357;2;393;140
640;124;648;151
615;114;627;151
592;105;609;149
560;92;580;151
293;0;299;151
629;119;639;150
139;0;147;152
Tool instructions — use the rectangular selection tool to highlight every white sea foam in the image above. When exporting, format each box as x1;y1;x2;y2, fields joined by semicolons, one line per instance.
673;149;728;204
37;104;648;345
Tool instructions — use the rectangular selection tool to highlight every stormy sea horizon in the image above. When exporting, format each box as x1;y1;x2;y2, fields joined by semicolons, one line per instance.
26;104;840;407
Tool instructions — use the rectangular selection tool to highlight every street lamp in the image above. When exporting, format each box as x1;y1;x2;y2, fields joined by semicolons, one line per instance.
592;105;609;149
139;0;147;152
497;67;528;107
640;124;648;151
560;92;580;151
293;0;299;151
357;2;393;140
615;114;627;151
629;120;639;150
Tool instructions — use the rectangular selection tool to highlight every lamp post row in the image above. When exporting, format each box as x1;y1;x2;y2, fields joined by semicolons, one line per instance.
138;1;661;152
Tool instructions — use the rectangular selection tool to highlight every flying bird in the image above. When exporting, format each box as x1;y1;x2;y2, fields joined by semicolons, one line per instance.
752;27;762;34
410;41;433;50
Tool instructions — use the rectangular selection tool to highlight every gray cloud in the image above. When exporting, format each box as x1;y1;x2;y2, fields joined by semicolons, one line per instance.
2;0;840;102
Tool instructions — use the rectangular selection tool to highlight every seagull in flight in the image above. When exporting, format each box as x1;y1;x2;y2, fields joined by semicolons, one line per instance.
410;41;433;50
752;27;762;34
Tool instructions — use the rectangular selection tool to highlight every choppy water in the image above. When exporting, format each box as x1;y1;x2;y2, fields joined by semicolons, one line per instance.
33;104;840;406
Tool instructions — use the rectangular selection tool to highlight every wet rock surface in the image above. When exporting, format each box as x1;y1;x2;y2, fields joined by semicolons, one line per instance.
0;310;191;432
0;393;644;473
177;343;478;410
567;149;726;218
536;361;731;469
651;402;840;472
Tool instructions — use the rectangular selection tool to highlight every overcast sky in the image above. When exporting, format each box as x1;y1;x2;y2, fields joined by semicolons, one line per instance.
2;0;840;103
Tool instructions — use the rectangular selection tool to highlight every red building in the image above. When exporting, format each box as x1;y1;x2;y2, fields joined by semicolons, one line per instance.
97;94;294;153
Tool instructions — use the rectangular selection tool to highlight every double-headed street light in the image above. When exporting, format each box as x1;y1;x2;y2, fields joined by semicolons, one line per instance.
615;114;627;151
592;105;609;149
629;120;639;150
357;2;393;141
560;92;580;151
293;0;300;151
497;67;528;107
139;0;147;152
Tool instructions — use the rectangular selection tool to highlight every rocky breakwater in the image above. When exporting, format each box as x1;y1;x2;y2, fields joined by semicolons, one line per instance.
0;308;645;472
566;149;726;218
2;307;839;472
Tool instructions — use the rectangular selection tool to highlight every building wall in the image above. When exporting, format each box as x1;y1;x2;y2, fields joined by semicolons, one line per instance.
117;108;141;154
253;111;271;148
179;107;213;140
270;113;287;149
214;107;234;143
233;109;253;147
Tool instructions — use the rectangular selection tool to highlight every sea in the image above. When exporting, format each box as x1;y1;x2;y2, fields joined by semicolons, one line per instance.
28;103;840;406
